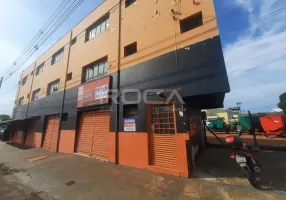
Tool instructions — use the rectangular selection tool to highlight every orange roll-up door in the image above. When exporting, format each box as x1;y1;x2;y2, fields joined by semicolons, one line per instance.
76;111;95;156
43;115;60;152
91;112;110;160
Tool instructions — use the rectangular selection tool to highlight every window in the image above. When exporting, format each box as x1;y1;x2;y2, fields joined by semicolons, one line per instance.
123;104;138;118
66;72;72;81
83;58;108;82
47;80;60;95
22;76;28;85
180;12;203;33
151;103;176;134
71;37;77;45
18;97;24;106
52;48;64;65
27;94;30;99
126;0;136;8
32;89;40;101
36;62;44;75
86;14;109;41
124;42;137;57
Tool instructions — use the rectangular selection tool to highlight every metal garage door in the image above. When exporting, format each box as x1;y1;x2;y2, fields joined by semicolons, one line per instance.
12;130;24;145
76;111;110;160
24;118;37;148
43;115;60;152
149;103;179;170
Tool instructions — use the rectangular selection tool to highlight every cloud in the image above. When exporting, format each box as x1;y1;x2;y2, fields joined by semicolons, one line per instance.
222;0;286;111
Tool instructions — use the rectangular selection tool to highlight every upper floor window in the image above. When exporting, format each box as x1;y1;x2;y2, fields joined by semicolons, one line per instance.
21;76;28;85
180;12;203;33
51;48;64;65
32;89;40;101
47;79;60;95
86;14;109;41
126;0;136;8
124;42;137;57
36;62;44;75
84;58;108;82
18;97;24;106
71;37;77;46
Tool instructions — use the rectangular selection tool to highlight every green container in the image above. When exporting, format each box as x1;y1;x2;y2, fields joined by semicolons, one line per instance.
239;116;263;130
209;121;224;130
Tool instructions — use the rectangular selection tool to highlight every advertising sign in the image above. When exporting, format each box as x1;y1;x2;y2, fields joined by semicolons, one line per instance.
77;76;110;108
124;118;136;132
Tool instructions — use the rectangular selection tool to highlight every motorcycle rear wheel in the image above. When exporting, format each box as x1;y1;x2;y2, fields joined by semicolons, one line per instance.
242;166;259;188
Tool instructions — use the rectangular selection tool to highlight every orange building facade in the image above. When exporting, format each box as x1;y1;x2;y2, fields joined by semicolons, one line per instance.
10;0;230;177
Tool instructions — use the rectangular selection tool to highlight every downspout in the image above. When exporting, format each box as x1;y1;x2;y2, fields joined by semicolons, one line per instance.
115;0;122;164
26;62;37;118
23;62;36;146
13;74;23;119
56;31;73;153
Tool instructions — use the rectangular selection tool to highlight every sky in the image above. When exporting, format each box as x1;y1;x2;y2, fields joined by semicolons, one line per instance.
0;0;285;116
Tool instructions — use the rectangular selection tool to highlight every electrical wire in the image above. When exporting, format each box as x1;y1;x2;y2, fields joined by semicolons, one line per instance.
0;0;83;81
3;0;85;81
1;1;286;103
0;85;18;99
224;28;286;53
0;0;71;77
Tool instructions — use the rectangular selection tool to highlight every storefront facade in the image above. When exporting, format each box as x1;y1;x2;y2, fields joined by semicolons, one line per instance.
11;0;230;177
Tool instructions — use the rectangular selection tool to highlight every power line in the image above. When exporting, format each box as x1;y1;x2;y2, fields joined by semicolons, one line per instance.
0;0;70;78
1;1;285;99
221;7;286;37
3;1;285;82
0;85;18;99
227;47;286;75
1;0;128;83
224;28;286;53
3;0;85;81
1;0;84;82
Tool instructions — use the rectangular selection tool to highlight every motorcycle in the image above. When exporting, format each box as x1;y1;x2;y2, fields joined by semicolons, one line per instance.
224;135;262;188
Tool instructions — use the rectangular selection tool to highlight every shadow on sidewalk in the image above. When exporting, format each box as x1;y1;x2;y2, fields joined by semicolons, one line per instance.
5;142;33;150
192;147;286;192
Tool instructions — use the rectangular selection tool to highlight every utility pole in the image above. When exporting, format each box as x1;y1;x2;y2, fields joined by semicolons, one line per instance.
0;77;3;90
236;102;242;114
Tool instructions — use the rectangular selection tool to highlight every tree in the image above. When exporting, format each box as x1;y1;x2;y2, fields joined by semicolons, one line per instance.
278;92;286;114
0;115;10;121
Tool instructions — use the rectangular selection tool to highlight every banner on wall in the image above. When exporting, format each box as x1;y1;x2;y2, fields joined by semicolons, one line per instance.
77;76;110;108
124;118;136;132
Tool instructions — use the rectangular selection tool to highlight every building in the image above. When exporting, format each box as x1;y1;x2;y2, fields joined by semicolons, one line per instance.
203;109;233;124
8;0;230;177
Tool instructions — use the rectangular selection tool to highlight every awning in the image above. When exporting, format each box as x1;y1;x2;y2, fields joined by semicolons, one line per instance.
0;117;37;125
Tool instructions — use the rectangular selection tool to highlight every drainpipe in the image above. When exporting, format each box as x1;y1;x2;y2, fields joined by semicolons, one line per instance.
115;0;122;164
13;73;23;119
56;31;73;153
26;62;37;118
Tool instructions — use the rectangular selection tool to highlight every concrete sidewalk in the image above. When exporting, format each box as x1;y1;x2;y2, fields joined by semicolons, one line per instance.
0;142;285;200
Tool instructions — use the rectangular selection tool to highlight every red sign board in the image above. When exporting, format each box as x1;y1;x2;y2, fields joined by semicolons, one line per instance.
77;76;110;108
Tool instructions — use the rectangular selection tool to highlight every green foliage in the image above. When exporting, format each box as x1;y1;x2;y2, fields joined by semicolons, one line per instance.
0;115;10;121
278;92;286;114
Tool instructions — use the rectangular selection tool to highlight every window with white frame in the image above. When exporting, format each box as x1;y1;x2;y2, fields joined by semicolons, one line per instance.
84;58;108;82
36;63;44;75
86;15;109;41
32;89;40;101
47;80;60;95
52;48;64;65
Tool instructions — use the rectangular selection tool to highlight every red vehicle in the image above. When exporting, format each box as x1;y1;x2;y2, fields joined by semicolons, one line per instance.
260;116;286;136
